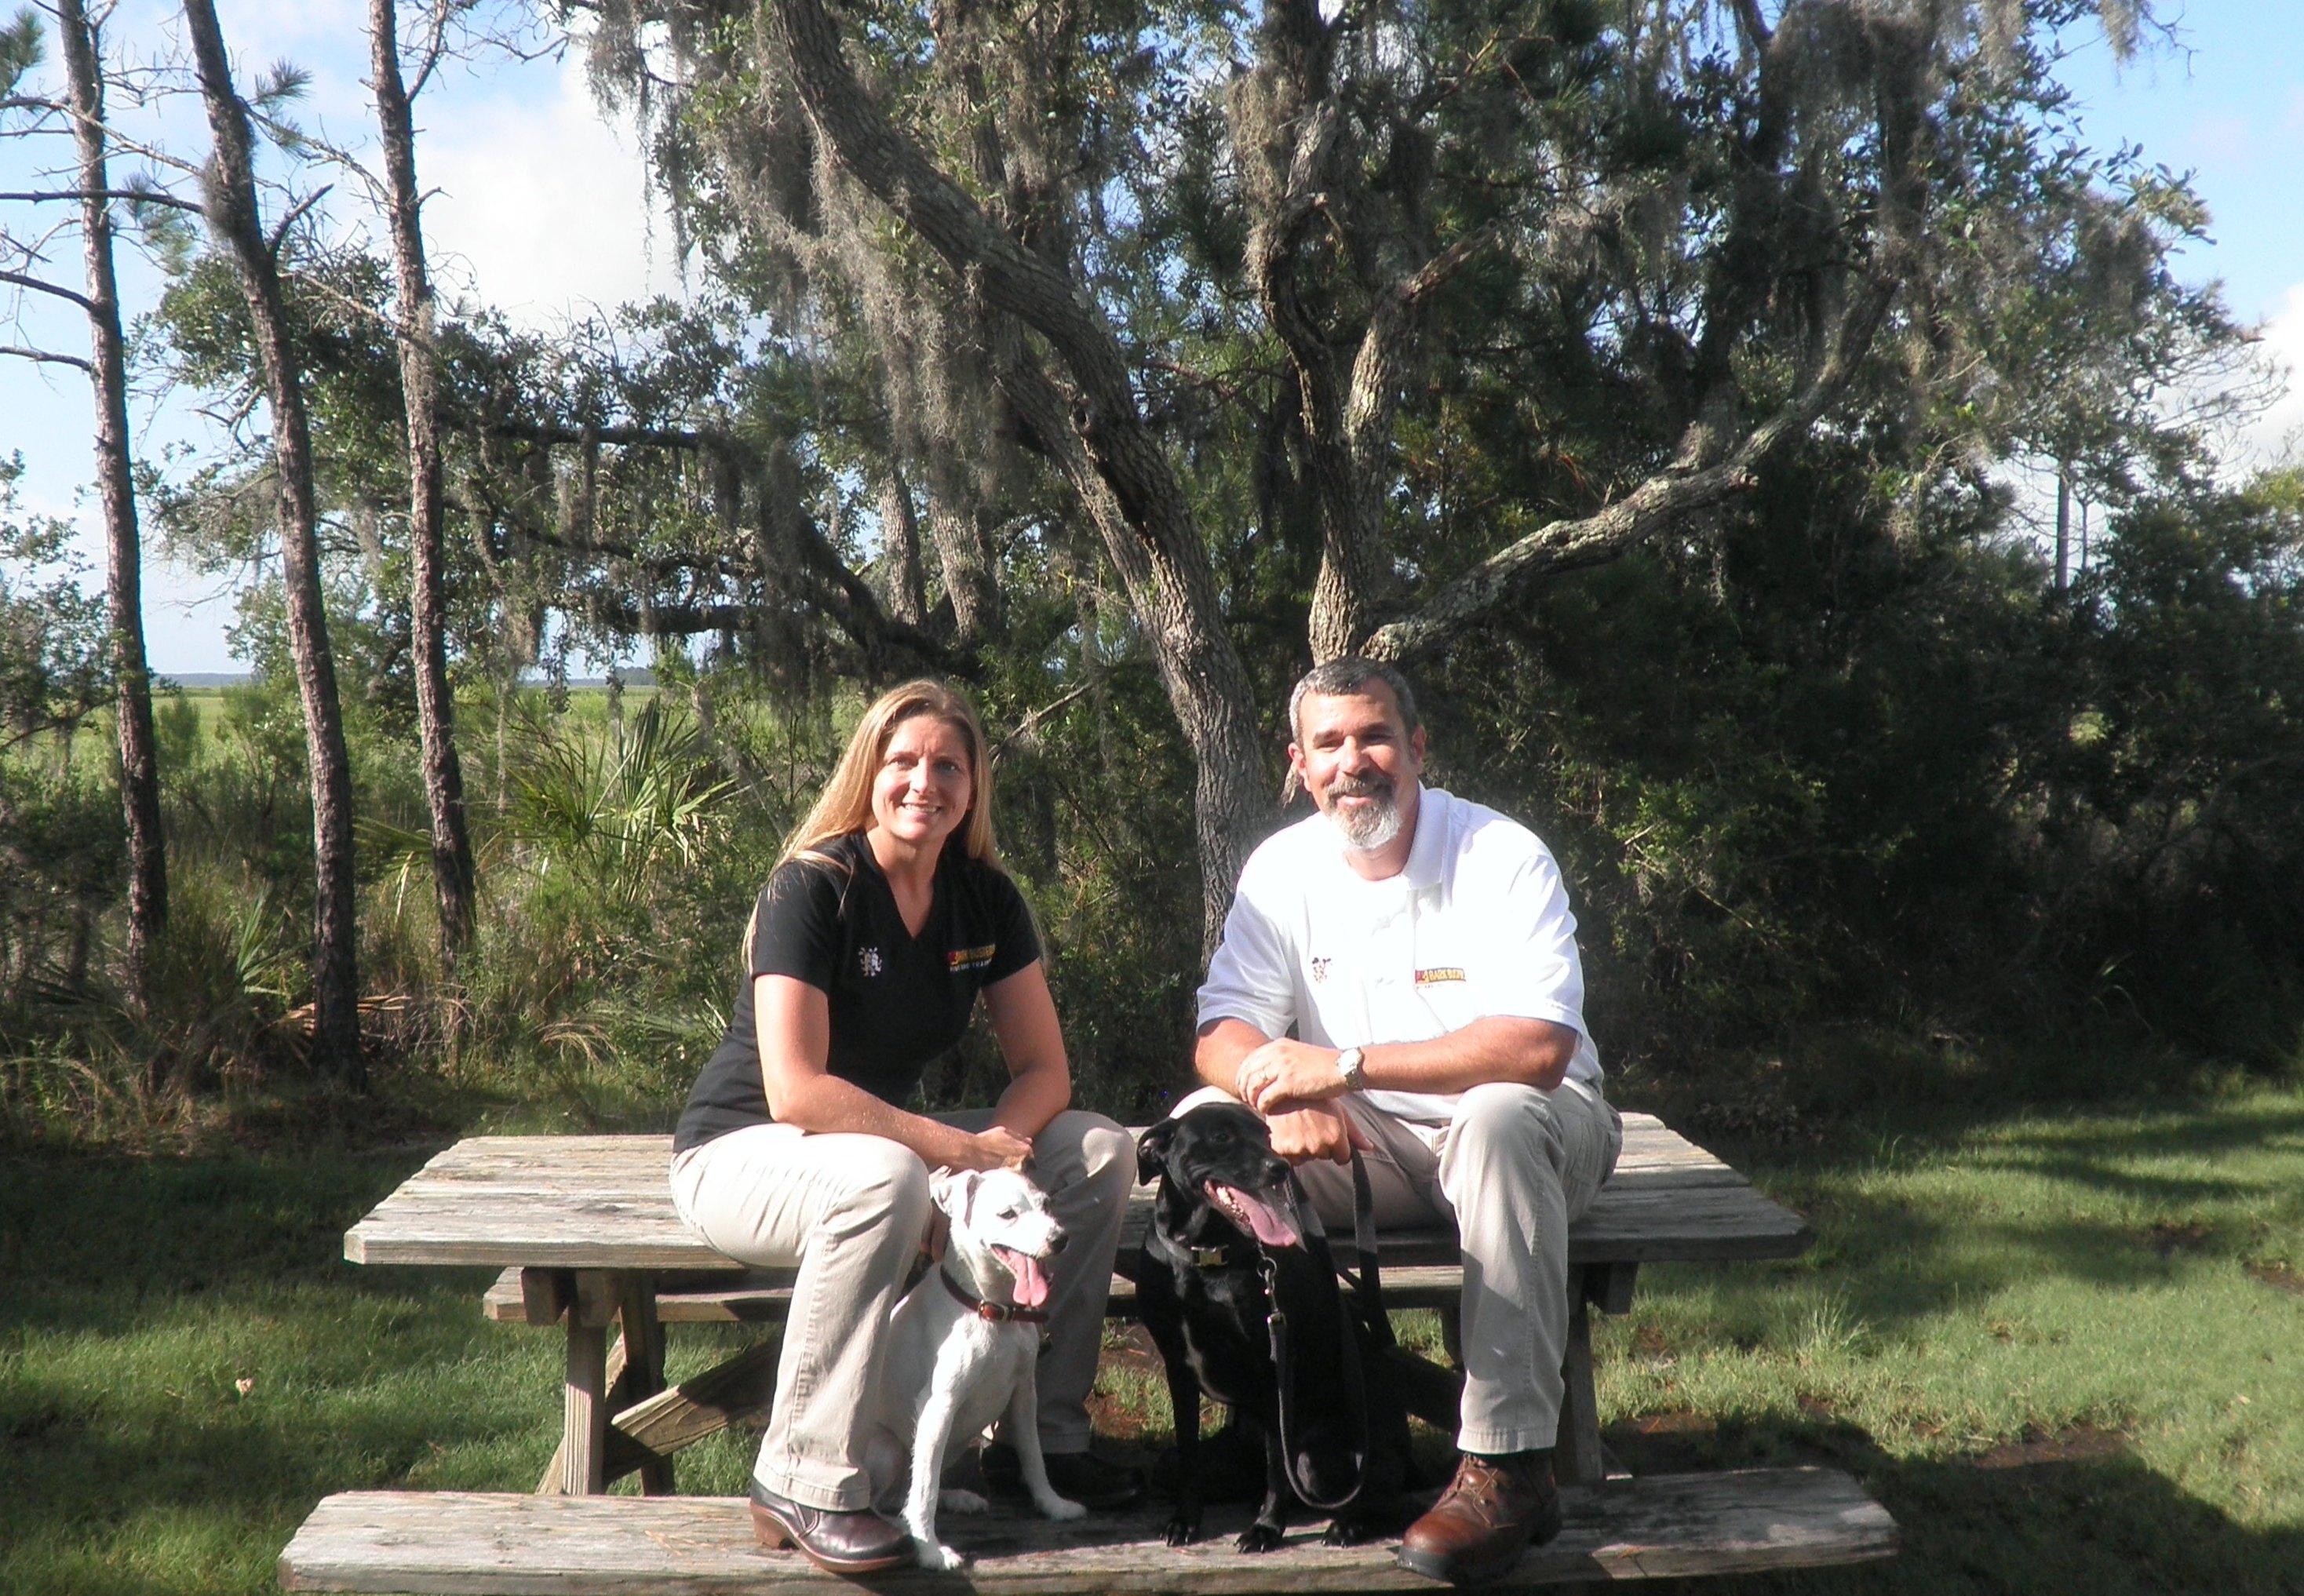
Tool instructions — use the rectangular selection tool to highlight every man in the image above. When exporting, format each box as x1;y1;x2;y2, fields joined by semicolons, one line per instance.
1183;657;1621;1586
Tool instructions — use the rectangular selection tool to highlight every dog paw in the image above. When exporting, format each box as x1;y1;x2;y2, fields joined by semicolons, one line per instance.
1164;1514;1202;1547
914;1542;967;1572
939;1488;990;1515
1322;1514;1376;1547
1034;1493;1087;1522
1235;1521;1286;1554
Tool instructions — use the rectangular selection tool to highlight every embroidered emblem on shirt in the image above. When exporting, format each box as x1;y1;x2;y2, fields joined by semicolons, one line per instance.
1415;967;1467;986
1310;957;1331;984
949;943;997;974
859;946;884;978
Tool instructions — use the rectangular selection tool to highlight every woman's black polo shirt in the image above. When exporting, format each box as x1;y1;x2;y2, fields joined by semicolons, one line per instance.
674;833;1040;1153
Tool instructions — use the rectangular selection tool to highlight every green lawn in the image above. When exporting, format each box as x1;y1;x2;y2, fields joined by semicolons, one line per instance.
2;1089;2299;1594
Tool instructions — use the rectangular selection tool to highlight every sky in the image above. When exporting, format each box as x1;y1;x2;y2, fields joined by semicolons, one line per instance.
2;0;2301;674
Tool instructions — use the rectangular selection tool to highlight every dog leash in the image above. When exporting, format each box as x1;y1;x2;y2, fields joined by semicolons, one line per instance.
1263;1148;1384;1513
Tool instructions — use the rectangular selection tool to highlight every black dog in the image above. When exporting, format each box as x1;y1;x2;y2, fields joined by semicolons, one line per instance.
1135;1102;1412;1552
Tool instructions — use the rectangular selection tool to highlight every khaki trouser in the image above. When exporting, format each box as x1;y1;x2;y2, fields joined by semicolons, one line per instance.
669;1108;1136;1510
1172;1077;1621;1455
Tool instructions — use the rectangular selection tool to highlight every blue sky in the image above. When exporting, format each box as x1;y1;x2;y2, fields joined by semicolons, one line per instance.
3;0;2299;673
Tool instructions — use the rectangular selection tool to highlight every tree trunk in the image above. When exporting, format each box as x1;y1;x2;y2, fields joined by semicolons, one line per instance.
2054;472;2071;594
918;460;1000;643
184;0;363;1084
878;465;928;628
769;0;1269;945
370;0;476;973
57;0;165;1012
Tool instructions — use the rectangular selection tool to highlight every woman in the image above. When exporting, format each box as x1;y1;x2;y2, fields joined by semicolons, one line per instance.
670;680;1137;1574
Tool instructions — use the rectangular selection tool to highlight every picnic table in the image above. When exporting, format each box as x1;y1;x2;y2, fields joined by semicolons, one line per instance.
282;1113;1897;1593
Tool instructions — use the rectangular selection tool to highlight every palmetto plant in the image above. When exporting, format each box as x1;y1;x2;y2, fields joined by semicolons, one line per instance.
500;698;735;922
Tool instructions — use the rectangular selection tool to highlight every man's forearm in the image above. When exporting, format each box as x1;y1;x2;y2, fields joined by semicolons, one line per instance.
1361;1016;1577;1095
1193;1016;1270;1095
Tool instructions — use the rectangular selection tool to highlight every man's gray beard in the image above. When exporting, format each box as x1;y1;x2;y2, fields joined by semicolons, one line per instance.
1327;793;1405;852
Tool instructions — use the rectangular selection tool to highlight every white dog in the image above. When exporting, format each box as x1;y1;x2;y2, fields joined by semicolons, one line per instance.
866;1165;1088;1569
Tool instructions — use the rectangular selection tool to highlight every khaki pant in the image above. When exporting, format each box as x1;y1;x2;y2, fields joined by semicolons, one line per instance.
669;1108;1135;1510
1172;1077;1620;1454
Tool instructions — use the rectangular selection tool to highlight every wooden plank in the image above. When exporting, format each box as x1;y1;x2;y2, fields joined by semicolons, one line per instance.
607;1332;782;1467
356;1119;1806;1273
480;1266;1492;1326
279;1470;1895;1593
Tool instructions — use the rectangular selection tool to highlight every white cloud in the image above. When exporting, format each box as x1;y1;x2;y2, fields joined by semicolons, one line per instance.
417;55;684;324
2235;283;2304;470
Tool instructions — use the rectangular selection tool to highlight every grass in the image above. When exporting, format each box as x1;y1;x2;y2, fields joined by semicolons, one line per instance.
2;1088;2301;1594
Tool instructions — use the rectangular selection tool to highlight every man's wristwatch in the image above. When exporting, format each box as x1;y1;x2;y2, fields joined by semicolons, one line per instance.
1334;1046;1367;1091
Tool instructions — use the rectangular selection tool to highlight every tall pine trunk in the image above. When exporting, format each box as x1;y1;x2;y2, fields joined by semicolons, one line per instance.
57;0;165;1011
370;0;475;973
184;0;363;1083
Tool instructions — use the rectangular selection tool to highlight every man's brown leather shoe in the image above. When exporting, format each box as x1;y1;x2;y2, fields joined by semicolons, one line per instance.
1394;1451;1563;1585
749;1480;912;1573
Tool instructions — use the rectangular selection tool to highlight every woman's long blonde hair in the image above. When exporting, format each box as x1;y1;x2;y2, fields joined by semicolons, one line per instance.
782;679;1003;873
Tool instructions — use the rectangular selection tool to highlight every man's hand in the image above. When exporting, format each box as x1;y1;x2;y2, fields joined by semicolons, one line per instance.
1265;1102;1368;1165
1237;1037;1349;1116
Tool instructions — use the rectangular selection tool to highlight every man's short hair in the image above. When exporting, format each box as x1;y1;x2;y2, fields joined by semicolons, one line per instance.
1287;656;1421;742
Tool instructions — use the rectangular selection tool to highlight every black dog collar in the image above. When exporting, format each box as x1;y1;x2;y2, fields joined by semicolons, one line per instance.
941;1267;1051;1325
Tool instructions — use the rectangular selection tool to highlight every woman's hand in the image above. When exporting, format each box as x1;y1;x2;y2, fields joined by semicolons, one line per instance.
947;1123;1035;1172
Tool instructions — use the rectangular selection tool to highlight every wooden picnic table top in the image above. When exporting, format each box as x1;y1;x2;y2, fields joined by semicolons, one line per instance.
345;1113;1808;1274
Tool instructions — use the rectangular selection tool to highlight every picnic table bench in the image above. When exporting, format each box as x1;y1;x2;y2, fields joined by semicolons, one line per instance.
281;1113;1896;1592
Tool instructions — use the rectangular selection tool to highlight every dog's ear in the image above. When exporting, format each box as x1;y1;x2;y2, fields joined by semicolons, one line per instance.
1136;1119;1177;1185
929;1167;975;1219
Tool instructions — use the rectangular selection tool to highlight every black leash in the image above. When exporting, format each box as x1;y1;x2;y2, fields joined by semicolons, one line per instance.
1264;1147;1387;1512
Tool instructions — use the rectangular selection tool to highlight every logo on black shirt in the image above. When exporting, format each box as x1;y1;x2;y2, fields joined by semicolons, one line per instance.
859;946;884;978
949;944;996;974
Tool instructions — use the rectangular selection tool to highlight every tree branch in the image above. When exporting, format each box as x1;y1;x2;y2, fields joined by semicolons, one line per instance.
0;342;93;372
0;187;204;212
0;268;93;310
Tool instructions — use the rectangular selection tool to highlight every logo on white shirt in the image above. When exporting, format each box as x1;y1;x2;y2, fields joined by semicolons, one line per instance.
1310;956;1331;984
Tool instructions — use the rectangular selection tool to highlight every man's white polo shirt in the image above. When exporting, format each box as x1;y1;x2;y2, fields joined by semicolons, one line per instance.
1197;785;1602;1124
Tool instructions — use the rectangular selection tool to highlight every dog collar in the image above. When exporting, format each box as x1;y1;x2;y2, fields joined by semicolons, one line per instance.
940;1267;1051;1325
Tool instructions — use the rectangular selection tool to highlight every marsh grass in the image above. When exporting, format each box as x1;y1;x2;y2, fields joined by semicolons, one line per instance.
3;1090;2301;1594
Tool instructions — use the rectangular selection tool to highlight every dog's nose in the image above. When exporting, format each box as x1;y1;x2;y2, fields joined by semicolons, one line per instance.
1048;1226;1070;1254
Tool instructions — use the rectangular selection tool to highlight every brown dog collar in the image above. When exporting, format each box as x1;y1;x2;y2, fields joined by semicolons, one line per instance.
941;1267;1051;1325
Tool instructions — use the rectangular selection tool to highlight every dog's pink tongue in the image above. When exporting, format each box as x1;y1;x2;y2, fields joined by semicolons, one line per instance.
999;1248;1051;1309
1209;1183;1301;1248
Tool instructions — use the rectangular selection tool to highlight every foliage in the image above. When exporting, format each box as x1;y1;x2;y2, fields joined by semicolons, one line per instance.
0;455;108;752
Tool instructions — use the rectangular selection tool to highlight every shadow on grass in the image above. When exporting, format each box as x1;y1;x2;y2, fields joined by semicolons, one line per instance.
1663;1096;2304;1341
1610;1414;2304;1596
0;1145;453;1335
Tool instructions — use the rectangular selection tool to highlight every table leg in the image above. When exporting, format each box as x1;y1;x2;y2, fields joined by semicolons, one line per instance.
1555;1289;1603;1488
558;1271;619;1496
